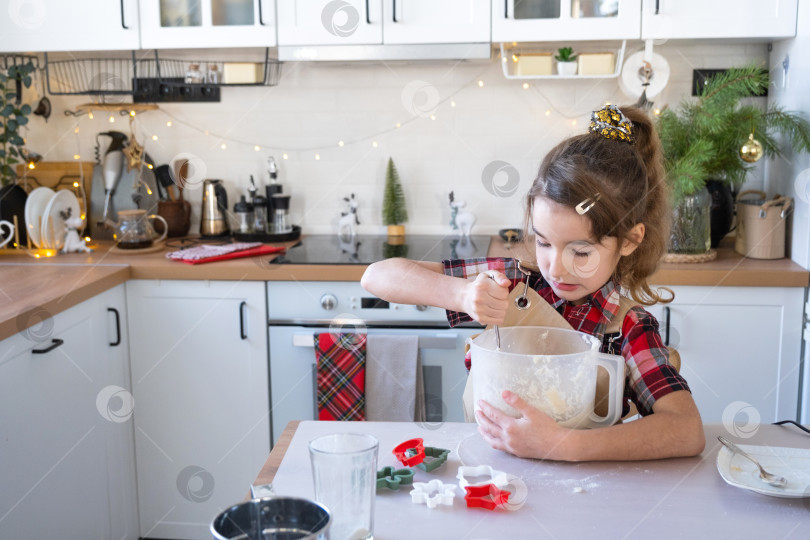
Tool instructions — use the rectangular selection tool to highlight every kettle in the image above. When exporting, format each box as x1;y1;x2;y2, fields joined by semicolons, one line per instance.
200;179;230;237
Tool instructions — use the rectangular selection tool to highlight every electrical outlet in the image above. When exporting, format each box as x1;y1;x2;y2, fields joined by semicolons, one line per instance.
132;77;221;103
692;69;768;97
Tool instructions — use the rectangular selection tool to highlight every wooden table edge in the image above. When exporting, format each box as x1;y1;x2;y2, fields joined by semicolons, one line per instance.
253;420;301;488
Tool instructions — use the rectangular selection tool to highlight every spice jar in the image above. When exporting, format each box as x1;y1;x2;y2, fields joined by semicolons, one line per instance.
233;195;254;234
185;63;202;84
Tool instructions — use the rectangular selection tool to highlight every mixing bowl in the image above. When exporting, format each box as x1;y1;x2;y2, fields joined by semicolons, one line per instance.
469;326;625;429
211;496;331;540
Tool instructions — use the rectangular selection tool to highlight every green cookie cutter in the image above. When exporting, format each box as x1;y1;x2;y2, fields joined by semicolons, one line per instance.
406;446;450;472
376;466;415;490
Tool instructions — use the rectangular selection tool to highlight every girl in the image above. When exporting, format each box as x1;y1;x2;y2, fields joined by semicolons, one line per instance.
361;105;705;461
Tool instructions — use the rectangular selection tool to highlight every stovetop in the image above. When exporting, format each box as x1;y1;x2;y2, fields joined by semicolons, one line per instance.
272;235;491;265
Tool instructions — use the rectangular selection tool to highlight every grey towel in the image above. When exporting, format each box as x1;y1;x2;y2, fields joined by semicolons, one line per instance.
366;335;425;422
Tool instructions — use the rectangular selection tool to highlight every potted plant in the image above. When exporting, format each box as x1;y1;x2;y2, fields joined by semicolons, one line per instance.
382;157;408;243
555;47;578;76
0;59;36;246
1;59;35;186
656;65;810;254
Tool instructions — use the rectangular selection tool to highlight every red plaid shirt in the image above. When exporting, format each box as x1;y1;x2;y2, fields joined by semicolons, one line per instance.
443;257;690;416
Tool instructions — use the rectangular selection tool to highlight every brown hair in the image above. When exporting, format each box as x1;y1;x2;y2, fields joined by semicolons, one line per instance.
525;105;672;305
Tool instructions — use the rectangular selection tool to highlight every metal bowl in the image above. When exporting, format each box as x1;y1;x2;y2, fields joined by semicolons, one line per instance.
211;496;331;540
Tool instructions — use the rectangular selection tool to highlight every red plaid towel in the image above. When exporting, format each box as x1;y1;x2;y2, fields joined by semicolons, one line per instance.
314;333;366;421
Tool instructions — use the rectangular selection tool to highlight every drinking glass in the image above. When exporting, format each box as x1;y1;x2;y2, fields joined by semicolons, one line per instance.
308;433;378;540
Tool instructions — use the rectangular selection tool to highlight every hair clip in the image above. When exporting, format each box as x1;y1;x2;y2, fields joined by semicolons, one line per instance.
575;192;601;215
588;104;634;144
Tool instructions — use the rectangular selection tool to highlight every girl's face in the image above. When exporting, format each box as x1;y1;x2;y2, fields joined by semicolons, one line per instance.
531;197;641;304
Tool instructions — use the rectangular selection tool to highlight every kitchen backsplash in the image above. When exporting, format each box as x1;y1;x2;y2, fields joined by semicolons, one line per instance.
24;43;768;236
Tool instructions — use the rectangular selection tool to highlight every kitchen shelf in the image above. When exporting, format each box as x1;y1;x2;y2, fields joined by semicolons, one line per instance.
499;41;626;80
44;52;157;96
43;49;282;96
153;49;281;88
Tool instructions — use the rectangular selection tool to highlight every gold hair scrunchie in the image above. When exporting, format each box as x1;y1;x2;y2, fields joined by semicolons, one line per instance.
588;104;634;144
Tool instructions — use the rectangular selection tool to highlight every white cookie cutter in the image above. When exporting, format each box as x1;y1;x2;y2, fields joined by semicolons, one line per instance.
456;465;509;489
409;479;457;509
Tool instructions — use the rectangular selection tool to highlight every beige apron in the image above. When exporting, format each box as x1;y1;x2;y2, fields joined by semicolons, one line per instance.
462;281;637;422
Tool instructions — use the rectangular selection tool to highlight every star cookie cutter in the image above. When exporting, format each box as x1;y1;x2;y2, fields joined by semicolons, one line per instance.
456;465;509;489
463;484;511;510
409;479;456;509
376;466;415;491
393;438;425;467
406;446;450;472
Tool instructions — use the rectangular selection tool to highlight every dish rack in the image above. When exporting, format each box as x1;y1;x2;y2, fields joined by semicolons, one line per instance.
499;41;626;80
152;49;281;87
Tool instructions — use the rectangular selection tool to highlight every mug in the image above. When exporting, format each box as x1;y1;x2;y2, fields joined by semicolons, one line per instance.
0;220;15;248
156;199;191;238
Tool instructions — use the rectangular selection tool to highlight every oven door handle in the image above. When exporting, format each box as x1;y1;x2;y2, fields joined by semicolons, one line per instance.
292;332;460;349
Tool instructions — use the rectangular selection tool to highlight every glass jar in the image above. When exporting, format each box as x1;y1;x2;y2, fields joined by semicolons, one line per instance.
206;64;220;84
668;187;711;254
185;63;202;84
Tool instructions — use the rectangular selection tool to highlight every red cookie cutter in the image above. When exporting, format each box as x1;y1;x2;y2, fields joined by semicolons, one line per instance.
392;438;425;467
463;483;511;510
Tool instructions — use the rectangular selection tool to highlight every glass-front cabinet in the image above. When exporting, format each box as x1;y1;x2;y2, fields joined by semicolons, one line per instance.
139;0;277;49
491;0;641;42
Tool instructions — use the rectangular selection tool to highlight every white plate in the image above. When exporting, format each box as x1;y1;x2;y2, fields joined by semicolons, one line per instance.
716;443;810;498
24;186;54;248
40;190;81;251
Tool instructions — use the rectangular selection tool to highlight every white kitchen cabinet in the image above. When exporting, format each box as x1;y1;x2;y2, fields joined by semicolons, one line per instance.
647;286;803;424
127;280;270;540
0;285;137;540
139;0;277;49
491;0;641;42
641;0;798;40
0;0;140;52
277;0;489;46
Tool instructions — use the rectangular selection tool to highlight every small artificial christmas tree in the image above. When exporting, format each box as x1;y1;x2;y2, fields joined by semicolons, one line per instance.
382;158;408;237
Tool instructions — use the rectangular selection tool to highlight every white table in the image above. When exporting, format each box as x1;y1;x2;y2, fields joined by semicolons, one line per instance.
259;421;810;539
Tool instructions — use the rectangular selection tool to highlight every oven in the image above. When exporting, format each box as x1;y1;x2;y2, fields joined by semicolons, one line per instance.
267;280;482;445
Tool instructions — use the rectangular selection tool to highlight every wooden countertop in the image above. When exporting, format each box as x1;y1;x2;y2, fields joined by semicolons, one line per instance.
0;263;130;341
1;234;807;342
488;235;810;288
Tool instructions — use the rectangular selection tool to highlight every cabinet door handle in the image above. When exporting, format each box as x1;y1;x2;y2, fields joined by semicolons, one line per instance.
239;301;248;340
504;0;508;19
108;307;121;347
655;0;660;15
663;306;671;346
120;0;129;29
258;0;266;25
392;0;398;22
365;0;371;24
32;338;64;354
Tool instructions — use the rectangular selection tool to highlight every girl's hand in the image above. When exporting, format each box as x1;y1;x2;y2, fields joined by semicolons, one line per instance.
475;391;571;460
461;272;510;325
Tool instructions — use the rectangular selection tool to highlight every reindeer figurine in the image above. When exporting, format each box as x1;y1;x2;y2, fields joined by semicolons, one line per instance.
448;191;475;237
338;193;360;240
60;208;93;253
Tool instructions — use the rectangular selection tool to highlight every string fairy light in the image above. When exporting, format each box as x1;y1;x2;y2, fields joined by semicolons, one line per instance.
146;65;492;156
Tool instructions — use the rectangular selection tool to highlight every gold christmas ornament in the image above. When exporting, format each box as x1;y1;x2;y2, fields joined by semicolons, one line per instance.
123;138;144;171
740;133;763;163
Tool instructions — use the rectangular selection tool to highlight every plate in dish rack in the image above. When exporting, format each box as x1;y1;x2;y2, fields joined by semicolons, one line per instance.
716;443;810;498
